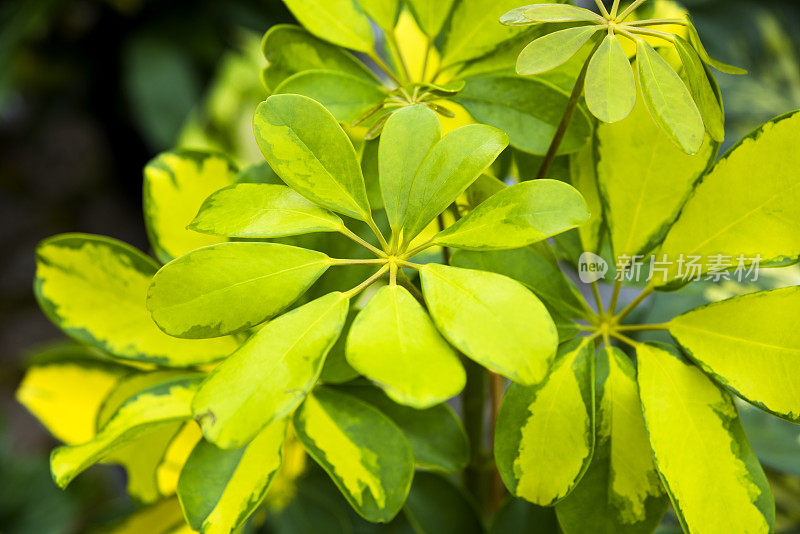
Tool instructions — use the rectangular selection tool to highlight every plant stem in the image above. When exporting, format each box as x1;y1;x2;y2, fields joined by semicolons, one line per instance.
590;280;604;313
342;265;389;299
613;284;655;323
607;279;623;314
617;323;671;332
402;239;436;259
625;18;688;27
618;0;647;21
610;0;621;19
625;26;676;43
367;51;403;86
535;42;599;180
611;331;640;348
386;32;412;83
615;27;642;43
594;0;610;19
338;226;386;257
437;214;451;264
421;36;432;82
397;268;424;301
489;372;505;512
462;358;490;515
365;217;391;252
330;258;386;266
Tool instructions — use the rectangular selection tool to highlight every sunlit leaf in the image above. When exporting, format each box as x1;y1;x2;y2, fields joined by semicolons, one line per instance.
440;0;531;68
516;26;602;76
636;40;704;155
357;0;400;31
189;183;344;238
346;385;469;472
293;388;414;522
450;243;588;319
637;343;774;533
674;35;724;142
669;286;800;422
282;0;374;52
523;4;605;23
192;293;349;449
147;242;330;338
596;96;716;259
143;150;237;263
657;111;800;285
585;35;636;123
556;347;668;534
405;0;454;36
432;179;589;250
420;264;557;385
379;105;442;232
34;234;238;366
495;339;594;505
177;418;287;532
253;94;371;220
51;376;201;488
401;125;508;241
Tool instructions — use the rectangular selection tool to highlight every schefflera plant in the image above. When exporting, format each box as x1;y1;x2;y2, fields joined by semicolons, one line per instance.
482;95;800;531
263;0;594;156
503;0;745;157
47;93;590;527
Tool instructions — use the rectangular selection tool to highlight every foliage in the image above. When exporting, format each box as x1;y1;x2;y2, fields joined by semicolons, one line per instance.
13;0;800;533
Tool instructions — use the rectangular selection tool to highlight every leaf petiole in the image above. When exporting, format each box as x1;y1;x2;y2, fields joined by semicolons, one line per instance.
330;258;387;266
594;0;611;19
610;331;640;348
338;225;386;256
625;18;688;27
343;265;390;299
365;217;391;252
617;323;671;332
624;26;676;43
613;284;655;324
617;0;648;22
367;51;403;86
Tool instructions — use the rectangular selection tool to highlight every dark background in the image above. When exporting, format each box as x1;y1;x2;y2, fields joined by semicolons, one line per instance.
1;0;799;531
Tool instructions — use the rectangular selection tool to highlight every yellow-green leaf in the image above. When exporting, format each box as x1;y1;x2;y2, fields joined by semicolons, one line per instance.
432;179;589;250
440;0;530;68
189;183;344;238
34;234;238;366
674;35;724;142
495;339;594;505
637;343;774;533
568;139;603;254
356;0;400;30
16;345;132;445
253;94;371;220
670;286;800;422
274;70;387;123
177;418;287;533
147;242;330;338
144;150;237;263
380;105;442;232
523;4;605;23
346;385;469;472
420;264;558;385
192;293;349;449
585;35;636;124
51;376;201;488
685;15;747;75
346;285;465;408
636;41;704;155
516;26;602;76
293;388;414;522
596;96;716;259
556;347;668;534
282;0;374;52
401;124;509;241
260;24;378;92
657;111;800;285
406;0;454;36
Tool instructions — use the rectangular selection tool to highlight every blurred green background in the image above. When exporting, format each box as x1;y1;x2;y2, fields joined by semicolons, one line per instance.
1;0;799;531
